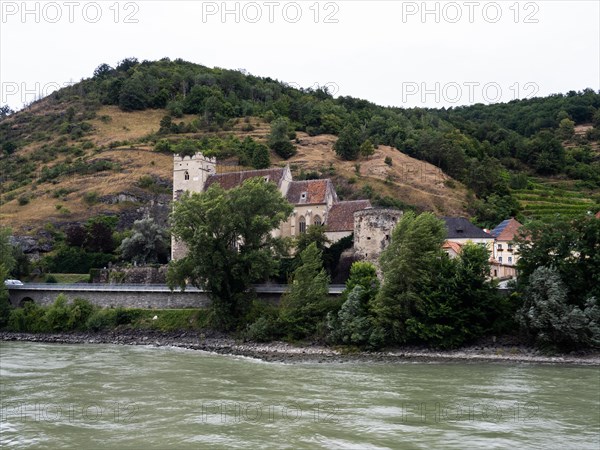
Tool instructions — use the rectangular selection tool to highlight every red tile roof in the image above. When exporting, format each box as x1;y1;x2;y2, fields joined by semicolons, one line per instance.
442;241;463;255
491;218;523;242
286;180;331;205
326;200;371;232
204;168;286;190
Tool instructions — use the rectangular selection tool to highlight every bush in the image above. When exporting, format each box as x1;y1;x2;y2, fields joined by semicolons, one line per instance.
115;307;141;325
18;195;30;206
83;191;100;205
271;140;296;159
67;298;96;330
384;156;393;166
85;309;117;331
45;274;58;283
7;301;47;332
246;316;278;342
44;294;71;331
154;139;172;153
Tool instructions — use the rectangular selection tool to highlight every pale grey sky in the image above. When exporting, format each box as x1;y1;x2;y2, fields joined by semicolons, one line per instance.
1;0;599;111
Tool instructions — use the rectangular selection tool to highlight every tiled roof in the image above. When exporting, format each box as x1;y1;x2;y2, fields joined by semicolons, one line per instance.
204;168;286;191
491;218;523;241
442;241;463;255
326;200;372;232
286;180;330;205
442;217;493;239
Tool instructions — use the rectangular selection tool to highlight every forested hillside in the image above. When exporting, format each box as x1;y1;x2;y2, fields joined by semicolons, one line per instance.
1;58;599;235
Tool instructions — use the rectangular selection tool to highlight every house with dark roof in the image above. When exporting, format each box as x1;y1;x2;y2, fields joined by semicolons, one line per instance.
442;217;494;245
172;153;372;259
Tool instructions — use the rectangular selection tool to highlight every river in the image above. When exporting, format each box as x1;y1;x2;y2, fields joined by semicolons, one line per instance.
0;342;598;449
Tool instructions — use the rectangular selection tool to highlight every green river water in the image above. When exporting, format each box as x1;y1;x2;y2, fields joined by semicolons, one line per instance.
0;342;598;449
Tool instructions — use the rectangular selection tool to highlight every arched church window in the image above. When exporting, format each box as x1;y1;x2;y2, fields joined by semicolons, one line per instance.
298;216;306;234
314;215;322;226
184;171;190;181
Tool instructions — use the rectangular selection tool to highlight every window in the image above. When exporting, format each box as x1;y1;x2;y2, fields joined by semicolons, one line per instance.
263;176;270;182
508;244;513;251
298;216;306;234
498;256;503;263
508;256;513;263
497;244;503;250
184;171;190;181
300;192;307;201
314;215;322;226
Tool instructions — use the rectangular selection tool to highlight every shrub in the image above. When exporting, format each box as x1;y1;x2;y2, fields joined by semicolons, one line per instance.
85;309;117;331
271;140;296;159
384;156;393;166
67;298;96;330
154;139;172;153
7;301;47;332
246;316;278;342
18;195;30;206
44;294;71;331
115;307;141;325
45;274;58;283
83;191;99;205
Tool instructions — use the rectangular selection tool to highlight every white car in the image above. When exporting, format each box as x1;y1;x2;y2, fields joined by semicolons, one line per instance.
4;279;24;286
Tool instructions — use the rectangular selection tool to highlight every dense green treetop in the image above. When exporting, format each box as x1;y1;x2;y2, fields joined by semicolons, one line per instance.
168;177;293;330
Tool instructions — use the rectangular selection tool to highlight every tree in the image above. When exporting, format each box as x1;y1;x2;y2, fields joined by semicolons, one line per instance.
0;105;14;119
515;215;600;307
85;217;117;254
168;178;293;330
268;117;296;159
0;228;16;328
404;243;504;349
296;224;330;254
557;118;575;141
344;261;379;301
517;266;600;349
279;243;330;339
334;124;361;160
11;244;30;279
173;138;199;157
371;212;447;344
119;217;169;265
327;261;381;347
118;76;148;111
251;142;271;169
93;63;113;78
360;139;375;159
526;131;566;175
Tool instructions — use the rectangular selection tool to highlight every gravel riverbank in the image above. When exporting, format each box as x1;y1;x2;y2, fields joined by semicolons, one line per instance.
1;331;598;365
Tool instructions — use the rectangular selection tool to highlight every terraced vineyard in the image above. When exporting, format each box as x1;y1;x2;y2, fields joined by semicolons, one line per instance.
514;178;599;221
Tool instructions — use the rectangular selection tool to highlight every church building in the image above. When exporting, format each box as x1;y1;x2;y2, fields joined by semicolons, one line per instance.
172;153;372;260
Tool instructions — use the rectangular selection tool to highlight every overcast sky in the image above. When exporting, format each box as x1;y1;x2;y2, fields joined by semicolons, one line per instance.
1;0;599;111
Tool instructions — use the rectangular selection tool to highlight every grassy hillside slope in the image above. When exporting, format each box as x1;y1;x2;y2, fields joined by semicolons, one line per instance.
0;103;469;235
